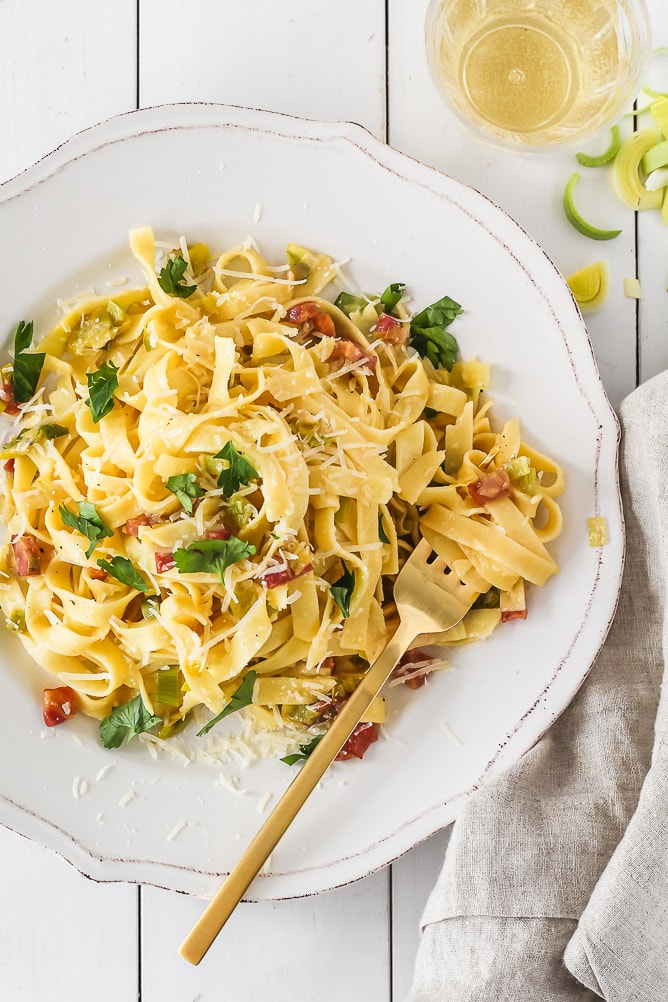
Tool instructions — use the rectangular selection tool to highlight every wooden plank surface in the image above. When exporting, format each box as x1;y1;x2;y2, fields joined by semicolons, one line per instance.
139;0;387;139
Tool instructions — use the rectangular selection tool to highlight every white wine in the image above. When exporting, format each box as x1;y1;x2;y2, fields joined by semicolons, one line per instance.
461;15;580;134
426;0;650;148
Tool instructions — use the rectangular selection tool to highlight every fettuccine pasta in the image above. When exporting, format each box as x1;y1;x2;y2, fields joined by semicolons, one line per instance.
0;229;563;760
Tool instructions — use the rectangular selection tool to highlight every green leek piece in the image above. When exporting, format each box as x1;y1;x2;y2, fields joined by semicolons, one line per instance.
565;261;610;314
141;595;160;620
227;496;254;528
503;455;541;494
106;300;125;323
641;139;668;174
286;243;314;279
587;516;609;547
612;129;663;208
644;166;668;191
563;173;622;240
156;666;183;708
517;468;541;495
503;456;531;480
334;292;367;316
187;242;211;276
201;454;224;478
575;125;621;168
0;423;68;459
7;609;26;633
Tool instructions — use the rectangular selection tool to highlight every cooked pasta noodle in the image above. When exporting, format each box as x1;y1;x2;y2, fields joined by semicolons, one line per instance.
0;229;563;758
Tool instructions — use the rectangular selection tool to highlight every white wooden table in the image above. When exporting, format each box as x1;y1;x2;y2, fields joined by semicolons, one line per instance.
1;2;666;999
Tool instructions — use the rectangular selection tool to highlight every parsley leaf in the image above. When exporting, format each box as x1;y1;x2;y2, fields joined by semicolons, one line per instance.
158;255;197;299
331;563;356;619
12;320;46;403
281;733;324;766
197;670;258;736
214;441;259;496
96;555;151;592
166;472;206;514
99;695;162;749
14;319;34;355
42;423;69;440
86;360;119;422
380;282;406;314
378;514;390;545
59;501;114;559
409;295;463;371
173;536;256;586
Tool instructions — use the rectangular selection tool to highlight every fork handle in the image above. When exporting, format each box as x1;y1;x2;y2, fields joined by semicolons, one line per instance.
179;618;416;965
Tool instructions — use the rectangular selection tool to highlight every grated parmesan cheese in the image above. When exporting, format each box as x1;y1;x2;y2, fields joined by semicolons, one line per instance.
72;776;88;799
166;820;188;842
256;792;273;813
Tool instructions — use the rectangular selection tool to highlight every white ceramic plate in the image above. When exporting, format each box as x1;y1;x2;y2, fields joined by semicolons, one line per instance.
0;104;623;899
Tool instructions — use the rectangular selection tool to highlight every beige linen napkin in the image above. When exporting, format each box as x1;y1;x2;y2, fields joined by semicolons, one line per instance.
406;370;668;1002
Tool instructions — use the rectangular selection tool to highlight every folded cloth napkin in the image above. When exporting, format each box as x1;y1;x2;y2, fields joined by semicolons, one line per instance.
406;370;668;1002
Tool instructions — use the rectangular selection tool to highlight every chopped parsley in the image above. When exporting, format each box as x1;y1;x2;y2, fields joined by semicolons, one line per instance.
99;695;162;749
197;670;258;736
86;360;119;422
214;441;258;496
173;536;256;586
409;295;463;371
96;555;151;593
12;320;45;403
158;255;197;299
59;501;114;559
281;733;324;766
378;514;390;545
330;563;356;619
166;472;206;514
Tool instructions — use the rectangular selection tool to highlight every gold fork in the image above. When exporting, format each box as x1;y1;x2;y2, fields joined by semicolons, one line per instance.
179;538;477;964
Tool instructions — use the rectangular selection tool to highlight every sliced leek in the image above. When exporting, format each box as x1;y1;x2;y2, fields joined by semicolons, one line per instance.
623;277;642;299
576;126;621;168
566;261;610;313
611;129;663;209
587;516;609;547
563;173;621;240
641;139;668;174
156;666;183;708
644;166;668;191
